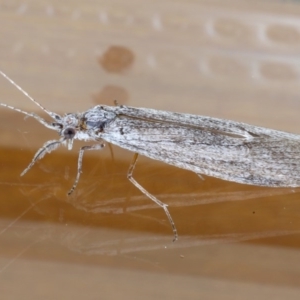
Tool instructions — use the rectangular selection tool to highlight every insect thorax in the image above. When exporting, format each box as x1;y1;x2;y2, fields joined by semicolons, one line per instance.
82;105;117;131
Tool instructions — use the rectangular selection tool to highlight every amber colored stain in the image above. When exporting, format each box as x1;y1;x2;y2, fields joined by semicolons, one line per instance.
99;46;135;73
93;85;129;105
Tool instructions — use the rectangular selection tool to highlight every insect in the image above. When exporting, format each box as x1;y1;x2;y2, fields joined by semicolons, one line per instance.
1;70;300;241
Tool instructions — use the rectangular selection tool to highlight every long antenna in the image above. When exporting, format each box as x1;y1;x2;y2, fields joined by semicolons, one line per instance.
0;102;59;130
0;70;61;121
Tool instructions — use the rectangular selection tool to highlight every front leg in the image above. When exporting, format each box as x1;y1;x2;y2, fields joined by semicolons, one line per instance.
21;138;64;176
68;143;105;195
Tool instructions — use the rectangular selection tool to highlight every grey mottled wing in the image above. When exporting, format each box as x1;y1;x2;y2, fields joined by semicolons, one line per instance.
100;105;300;187
103;105;299;140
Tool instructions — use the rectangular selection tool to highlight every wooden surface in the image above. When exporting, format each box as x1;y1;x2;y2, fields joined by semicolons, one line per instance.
1;0;300;299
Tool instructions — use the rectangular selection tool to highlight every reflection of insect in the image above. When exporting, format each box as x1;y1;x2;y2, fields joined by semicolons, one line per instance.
1;70;300;241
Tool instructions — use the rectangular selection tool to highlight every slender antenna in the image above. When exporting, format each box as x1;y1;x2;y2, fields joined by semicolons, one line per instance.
0;102;59;130
0;70;61;121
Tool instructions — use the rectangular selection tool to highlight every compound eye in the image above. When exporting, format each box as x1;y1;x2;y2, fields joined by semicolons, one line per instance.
63;127;76;139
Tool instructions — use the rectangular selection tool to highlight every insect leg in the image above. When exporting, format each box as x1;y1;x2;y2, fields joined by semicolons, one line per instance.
197;173;205;180
21;139;64;176
68;144;105;195
127;153;178;241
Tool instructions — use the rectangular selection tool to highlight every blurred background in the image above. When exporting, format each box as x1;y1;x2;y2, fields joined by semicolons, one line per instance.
1;0;300;299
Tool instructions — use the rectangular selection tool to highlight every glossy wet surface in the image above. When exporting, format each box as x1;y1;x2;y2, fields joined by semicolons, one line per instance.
2;0;300;299
2;114;300;299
